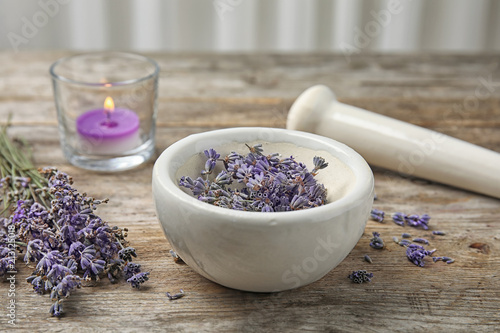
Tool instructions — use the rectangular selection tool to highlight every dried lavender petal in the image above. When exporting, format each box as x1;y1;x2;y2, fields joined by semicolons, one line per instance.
166;289;185;300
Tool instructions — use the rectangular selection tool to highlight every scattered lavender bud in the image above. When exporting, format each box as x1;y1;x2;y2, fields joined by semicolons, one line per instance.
406;244;433;267
370;232;384;249
348;270;373;284
392;212;406;227
432;231;446;236
399;239;412;247
446;259;455;264
392;236;399;244
370;209;385;223
373;193;378;200
406;214;431;230
166;289;185;300
364;254;373;264
432;257;442;262
441;256;452;261
401;233;412;239
412;238;429;245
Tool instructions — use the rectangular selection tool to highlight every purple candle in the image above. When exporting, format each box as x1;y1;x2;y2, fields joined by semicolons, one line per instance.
76;97;140;154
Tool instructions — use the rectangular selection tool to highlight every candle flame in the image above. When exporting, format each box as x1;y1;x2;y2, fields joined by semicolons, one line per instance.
104;96;115;112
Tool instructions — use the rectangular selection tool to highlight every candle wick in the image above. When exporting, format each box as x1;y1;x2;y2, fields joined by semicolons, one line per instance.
106;109;111;123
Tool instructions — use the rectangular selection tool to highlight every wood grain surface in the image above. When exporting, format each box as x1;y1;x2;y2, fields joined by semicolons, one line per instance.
1;52;500;332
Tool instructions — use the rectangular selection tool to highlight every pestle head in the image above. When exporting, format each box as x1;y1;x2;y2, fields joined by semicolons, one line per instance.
287;85;337;132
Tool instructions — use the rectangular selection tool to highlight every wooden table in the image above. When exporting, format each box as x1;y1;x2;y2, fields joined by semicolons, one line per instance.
1;52;499;332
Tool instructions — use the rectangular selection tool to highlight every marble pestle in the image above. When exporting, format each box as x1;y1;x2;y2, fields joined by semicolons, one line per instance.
287;85;500;199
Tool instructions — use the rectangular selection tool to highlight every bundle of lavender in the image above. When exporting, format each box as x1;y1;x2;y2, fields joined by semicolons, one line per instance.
0;124;149;317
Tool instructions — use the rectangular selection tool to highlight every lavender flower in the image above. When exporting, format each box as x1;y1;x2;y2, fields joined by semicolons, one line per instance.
118;247;137;261
202;149;220;175
50;274;81;299
348;270;373;283
179;145;329;212
312;156;328;174
127;272;150;289
369;232;384;249
370;209;385;223
123;262;142;280
1;167;149;317
406;244;433;267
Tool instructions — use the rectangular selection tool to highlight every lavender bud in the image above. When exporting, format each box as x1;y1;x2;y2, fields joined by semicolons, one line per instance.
412;238;429;245
364;254;373;264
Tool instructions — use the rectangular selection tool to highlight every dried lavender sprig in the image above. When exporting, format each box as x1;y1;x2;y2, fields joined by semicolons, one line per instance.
0;132;150;317
0;122;52;215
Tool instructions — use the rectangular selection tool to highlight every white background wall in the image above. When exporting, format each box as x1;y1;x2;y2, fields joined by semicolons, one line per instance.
0;0;499;53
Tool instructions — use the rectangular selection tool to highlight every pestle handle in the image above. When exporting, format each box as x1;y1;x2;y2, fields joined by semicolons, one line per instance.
287;85;500;199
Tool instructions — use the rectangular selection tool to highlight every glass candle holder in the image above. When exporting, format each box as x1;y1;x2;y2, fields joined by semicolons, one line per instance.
50;52;159;172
